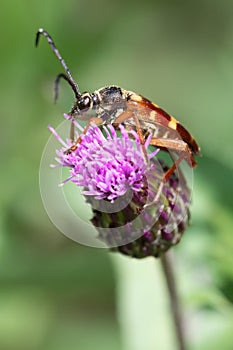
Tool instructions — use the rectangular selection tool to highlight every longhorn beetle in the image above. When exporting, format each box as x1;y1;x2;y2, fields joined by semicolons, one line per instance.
36;28;200;182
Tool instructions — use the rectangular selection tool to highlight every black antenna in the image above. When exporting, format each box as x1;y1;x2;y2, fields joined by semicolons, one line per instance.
35;28;81;99
54;73;80;103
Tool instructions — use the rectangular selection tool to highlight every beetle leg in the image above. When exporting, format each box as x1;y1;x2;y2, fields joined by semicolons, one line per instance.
113;110;149;161
66;104;80;142
65;117;103;154
70;117;75;141
113;110;145;144
163;154;186;181
149;137;195;181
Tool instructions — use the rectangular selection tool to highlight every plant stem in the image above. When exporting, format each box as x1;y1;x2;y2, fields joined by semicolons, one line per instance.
160;251;188;350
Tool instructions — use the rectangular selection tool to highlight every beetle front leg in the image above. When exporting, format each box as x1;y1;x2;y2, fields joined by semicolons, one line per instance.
65;117;103;154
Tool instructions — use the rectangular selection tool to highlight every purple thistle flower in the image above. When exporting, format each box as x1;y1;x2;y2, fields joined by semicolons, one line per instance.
49;115;191;258
49;115;159;202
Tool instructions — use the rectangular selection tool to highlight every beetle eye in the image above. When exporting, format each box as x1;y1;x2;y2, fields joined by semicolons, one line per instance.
78;94;91;111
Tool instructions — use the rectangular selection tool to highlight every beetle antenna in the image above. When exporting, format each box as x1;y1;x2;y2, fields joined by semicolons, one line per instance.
36;28;80;99
54;73;81;103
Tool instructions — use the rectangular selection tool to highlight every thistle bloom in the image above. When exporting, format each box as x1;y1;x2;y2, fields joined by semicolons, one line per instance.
49;118;158;202
49;115;191;258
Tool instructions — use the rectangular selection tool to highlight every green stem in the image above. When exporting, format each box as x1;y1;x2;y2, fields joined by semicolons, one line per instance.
160;252;188;350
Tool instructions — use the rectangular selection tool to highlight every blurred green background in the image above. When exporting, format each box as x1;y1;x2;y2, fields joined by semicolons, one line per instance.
0;0;233;349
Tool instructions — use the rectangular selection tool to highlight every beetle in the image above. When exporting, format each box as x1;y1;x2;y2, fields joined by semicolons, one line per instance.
36;28;200;182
